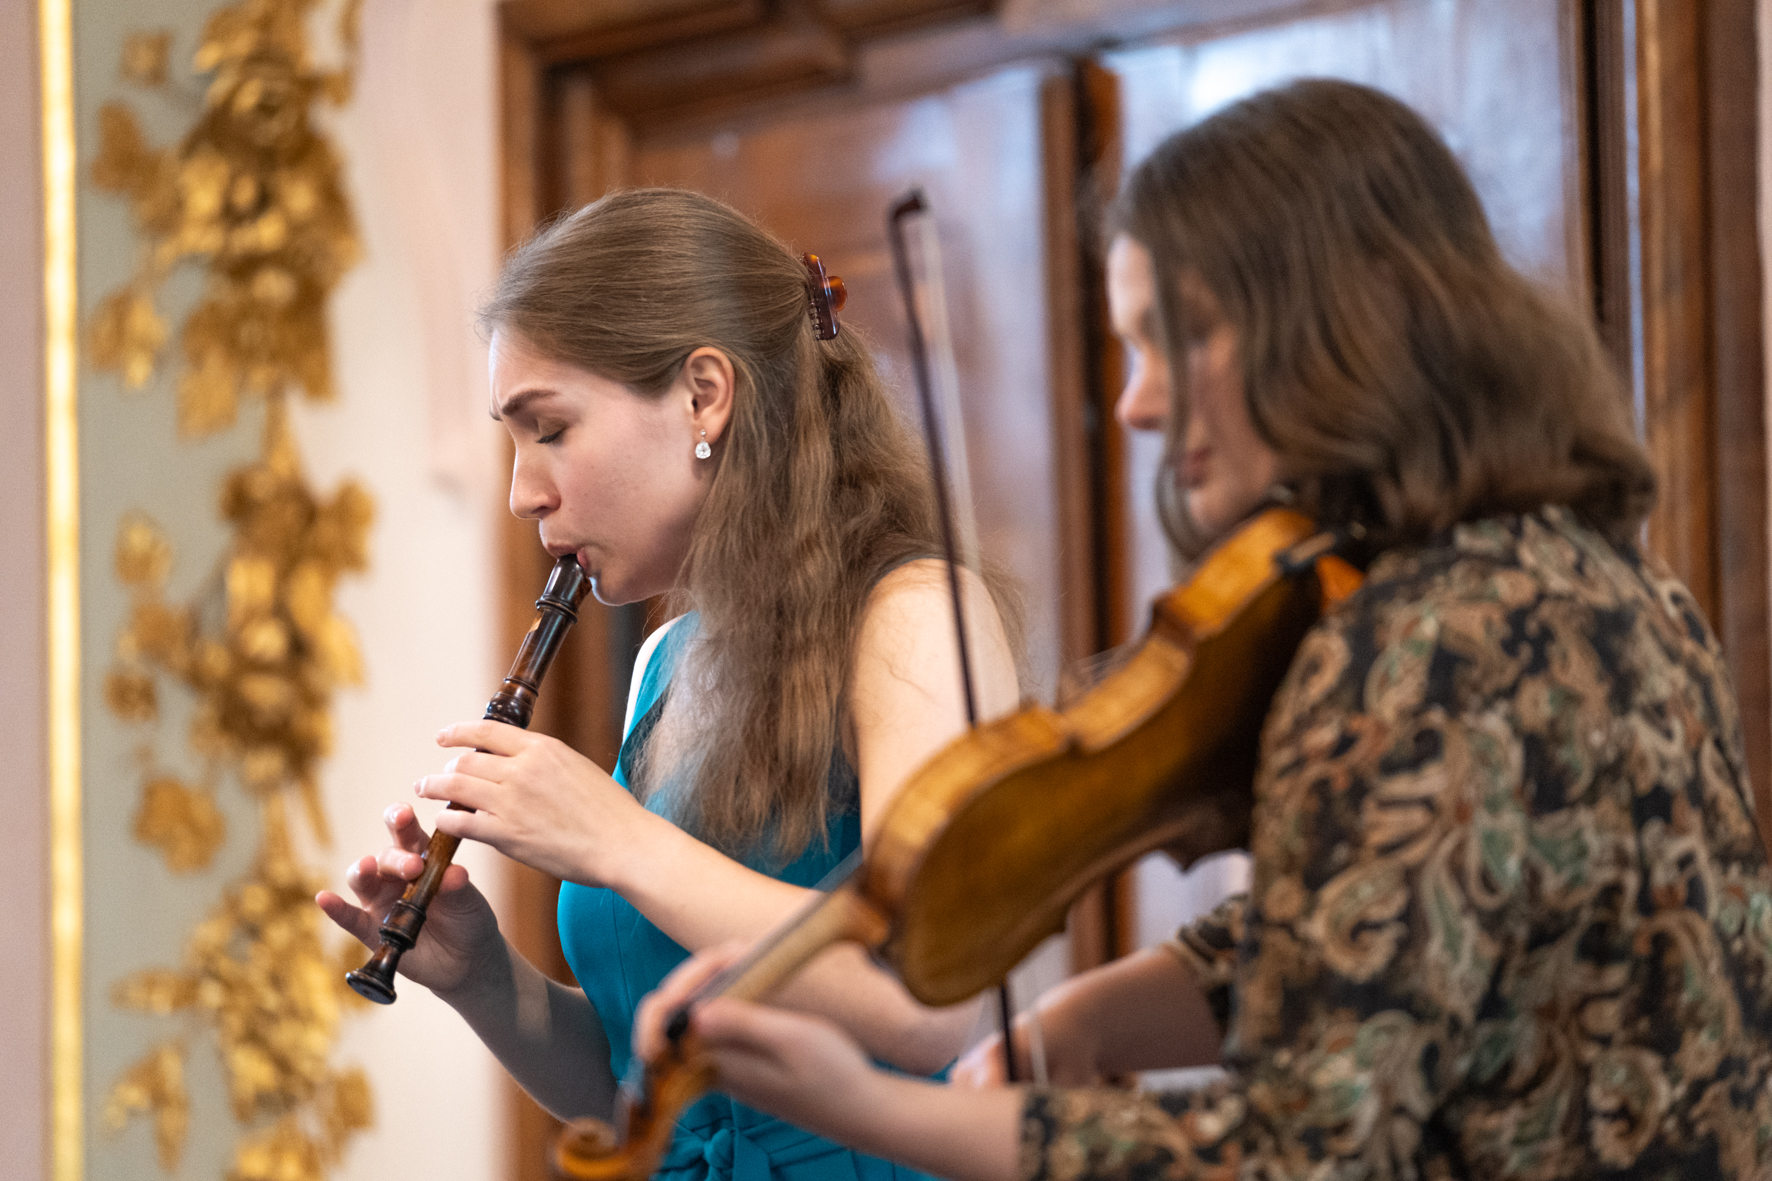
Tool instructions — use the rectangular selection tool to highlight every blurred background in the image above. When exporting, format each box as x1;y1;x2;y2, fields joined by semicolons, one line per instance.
4;1;1767;1178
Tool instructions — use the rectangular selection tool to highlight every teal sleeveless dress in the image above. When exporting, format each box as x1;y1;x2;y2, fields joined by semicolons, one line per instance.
558;615;936;1181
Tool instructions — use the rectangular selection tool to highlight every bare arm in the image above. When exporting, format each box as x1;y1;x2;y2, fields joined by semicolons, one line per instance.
442;933;617;1119
613;561;1019;1069
954;946;1223;1086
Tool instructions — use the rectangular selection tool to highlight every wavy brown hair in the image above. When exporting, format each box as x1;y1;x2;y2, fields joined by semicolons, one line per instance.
1111;79;1655;556
482;188;988;862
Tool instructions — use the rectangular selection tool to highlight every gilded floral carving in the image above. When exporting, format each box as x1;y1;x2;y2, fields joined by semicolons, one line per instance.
91;2;376;1177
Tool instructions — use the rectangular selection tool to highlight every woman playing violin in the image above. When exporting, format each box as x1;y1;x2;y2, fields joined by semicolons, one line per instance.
634;79;1772;1179
316;188;1020;1181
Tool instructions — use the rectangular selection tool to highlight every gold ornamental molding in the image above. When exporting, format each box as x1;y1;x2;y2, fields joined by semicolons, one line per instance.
41;0;81;1175
74;1;377;1177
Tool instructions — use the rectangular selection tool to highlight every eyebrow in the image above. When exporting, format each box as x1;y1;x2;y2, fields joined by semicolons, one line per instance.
489;387;558;422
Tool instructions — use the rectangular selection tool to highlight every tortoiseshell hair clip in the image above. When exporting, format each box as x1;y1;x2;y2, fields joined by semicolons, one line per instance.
801;253;847;341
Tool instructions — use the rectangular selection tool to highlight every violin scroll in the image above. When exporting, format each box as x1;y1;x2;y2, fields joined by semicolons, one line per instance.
552;1045;715;1181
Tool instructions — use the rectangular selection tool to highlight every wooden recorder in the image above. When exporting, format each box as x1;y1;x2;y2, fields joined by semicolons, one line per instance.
346;555;591;1004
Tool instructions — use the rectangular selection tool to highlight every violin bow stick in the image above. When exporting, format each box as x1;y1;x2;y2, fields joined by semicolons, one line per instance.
888;191;979;727
886;190;1020;1083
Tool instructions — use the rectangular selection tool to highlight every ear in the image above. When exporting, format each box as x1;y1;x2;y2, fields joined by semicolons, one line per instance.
681;347;735;445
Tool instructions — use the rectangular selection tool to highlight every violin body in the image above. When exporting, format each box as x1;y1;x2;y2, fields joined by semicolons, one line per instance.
868;506;1327;1005
552;507;1359;1181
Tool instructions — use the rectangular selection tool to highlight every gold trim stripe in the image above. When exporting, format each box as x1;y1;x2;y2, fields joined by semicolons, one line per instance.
41;0;81;1175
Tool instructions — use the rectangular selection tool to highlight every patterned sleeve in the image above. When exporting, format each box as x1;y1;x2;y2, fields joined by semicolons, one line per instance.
1020;566;1519;1181
1159;894;1245;1035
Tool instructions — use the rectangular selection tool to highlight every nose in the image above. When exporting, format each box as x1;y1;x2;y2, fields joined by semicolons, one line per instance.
1115;356;1171;435
508;446;558;520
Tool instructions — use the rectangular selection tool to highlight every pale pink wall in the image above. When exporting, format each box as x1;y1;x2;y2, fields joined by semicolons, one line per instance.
0;0;50;1174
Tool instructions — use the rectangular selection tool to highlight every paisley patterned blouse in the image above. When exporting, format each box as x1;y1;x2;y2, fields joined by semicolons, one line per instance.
1021;507;1772;1180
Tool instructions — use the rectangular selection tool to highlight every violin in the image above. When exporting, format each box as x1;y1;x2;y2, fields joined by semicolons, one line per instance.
551;505;1362;1181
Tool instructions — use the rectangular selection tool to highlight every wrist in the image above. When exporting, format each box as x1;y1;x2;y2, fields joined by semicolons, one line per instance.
596;803;679;895
438;929;515;1012
845;1074;1023;1181
826;1069;926;1159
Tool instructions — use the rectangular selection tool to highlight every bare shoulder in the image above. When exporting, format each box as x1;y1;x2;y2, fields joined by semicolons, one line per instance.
858;559;999;643
852;559;1020;717
846;559;1020;821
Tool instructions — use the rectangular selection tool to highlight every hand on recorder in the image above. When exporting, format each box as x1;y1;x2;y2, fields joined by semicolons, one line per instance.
418;719;658;890
316;802;503;1000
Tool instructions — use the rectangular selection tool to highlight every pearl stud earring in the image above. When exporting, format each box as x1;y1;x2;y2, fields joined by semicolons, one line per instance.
694;429;711;460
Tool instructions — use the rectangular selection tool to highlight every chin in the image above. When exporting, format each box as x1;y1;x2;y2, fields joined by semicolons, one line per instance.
589;576;638;608
1187;489;1265;542
588;571;658;608
1185;494;1231;541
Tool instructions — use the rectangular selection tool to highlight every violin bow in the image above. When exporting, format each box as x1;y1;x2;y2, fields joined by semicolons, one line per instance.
886;189;1020;1084
887;191;978;726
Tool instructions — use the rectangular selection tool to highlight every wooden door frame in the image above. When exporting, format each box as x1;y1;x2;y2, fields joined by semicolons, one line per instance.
1589;0;1770;846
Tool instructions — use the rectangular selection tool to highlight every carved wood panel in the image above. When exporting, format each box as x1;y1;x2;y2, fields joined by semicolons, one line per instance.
626;67;1089;697
612;63;1103;1002
504;0;1002;124
498;13;1094;1178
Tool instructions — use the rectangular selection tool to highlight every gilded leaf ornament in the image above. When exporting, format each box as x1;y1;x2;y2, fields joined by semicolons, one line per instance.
134;773;227;874
93;2;377;1177
88;0;361;435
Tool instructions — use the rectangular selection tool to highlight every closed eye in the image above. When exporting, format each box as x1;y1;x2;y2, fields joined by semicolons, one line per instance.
537;428;564;445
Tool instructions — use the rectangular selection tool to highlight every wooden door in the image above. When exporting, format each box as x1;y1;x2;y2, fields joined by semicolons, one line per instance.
625;69;1092;702
620;49;1097;1069
498;11;1100;1175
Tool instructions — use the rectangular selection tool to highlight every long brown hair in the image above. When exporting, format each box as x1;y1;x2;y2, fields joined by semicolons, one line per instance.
483;188;963;861
1111;79;1654;555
